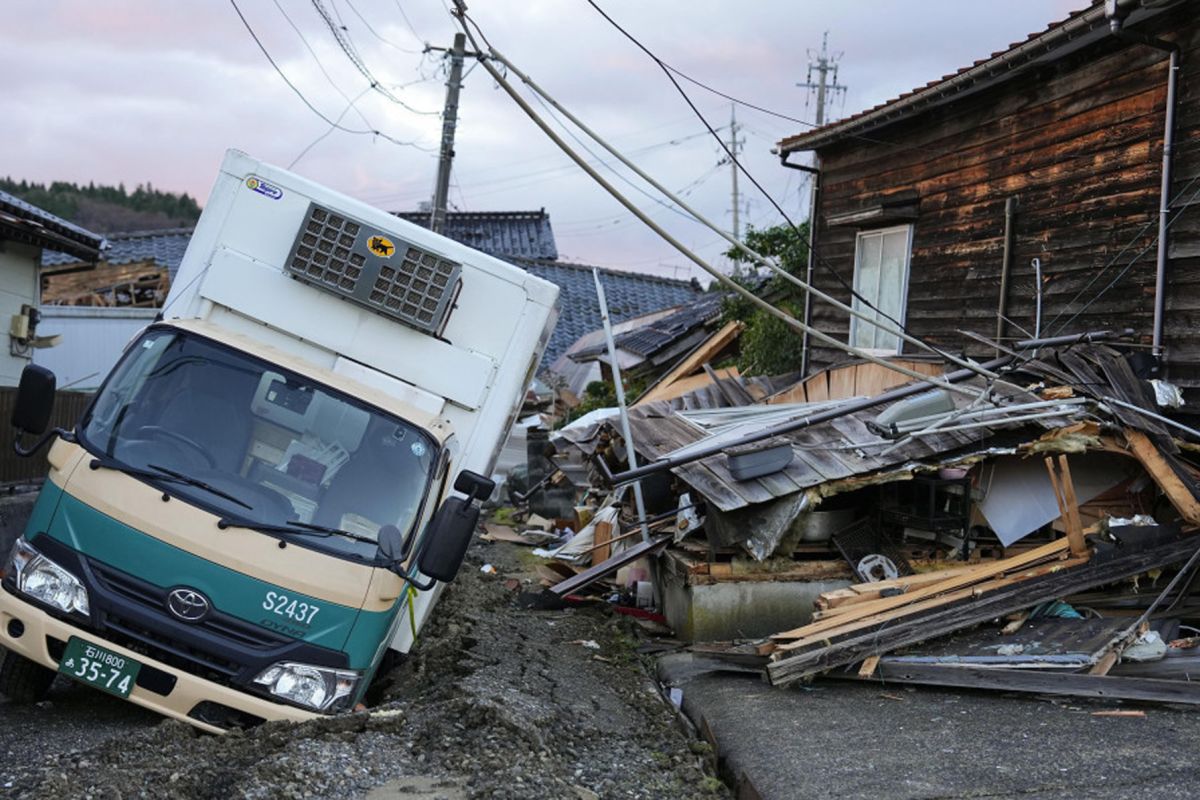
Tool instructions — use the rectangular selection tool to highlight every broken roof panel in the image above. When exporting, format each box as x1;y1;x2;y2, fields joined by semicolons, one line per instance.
0;189;105;261
42;227;194;279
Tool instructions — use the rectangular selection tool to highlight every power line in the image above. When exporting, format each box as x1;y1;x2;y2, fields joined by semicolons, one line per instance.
583;0;915;341
229;0;432;151
342;0;422;54
289;85;373;168
393;0;425;43
310;0;439;116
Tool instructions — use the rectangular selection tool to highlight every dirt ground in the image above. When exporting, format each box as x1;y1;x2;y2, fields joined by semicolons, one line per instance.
0;540;724;799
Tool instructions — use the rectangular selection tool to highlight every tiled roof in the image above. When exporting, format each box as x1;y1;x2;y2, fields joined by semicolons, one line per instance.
42;227;194;280
0;189;104;260
393;210;558;260
570;292;724;361
778;2;1120;153
510;258;703;367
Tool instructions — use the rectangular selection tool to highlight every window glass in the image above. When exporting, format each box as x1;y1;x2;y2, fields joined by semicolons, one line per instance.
851;226;911;352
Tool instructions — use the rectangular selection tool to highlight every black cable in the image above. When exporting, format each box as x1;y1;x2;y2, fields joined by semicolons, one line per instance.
343;0;422;54
311;0;439;116
393;0;425;43
230;0;431;151
583;0;914;336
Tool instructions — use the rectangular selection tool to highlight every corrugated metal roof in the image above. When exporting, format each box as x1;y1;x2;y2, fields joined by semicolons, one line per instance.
0;189;105;260
393;210;558;260
42;227;194;280
571;292;724;361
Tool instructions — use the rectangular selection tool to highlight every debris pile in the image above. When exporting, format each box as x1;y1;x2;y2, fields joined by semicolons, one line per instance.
508;322;1200;709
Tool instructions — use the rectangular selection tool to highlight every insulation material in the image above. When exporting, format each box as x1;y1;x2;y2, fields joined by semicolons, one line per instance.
977;454;1133;546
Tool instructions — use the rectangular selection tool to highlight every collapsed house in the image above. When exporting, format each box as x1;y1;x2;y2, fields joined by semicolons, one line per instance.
493;329;1200;707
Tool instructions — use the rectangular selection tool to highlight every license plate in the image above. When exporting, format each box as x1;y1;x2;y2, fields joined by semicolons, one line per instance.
58;636;142;698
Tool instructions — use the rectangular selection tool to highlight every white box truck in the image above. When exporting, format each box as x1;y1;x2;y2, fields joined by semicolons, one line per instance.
0;150;558;732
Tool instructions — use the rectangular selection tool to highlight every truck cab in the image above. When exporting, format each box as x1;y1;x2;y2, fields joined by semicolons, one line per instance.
0;151;558;732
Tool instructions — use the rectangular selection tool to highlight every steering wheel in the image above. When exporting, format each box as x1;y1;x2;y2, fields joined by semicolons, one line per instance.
137;426;218;470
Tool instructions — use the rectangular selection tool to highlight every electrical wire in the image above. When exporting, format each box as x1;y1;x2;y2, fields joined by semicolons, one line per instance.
230;0;433;151
289;85;373;168
583;0;919;343
342;0;422;54
393;0;425;43
311;0;439;116
450;5;988;398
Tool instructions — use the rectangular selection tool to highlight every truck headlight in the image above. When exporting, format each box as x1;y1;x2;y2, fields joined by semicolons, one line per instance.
6;538;90;616
252;662;359;712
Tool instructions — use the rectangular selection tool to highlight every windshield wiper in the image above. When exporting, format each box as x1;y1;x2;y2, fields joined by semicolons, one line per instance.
217;517;377;545
146;463;254;511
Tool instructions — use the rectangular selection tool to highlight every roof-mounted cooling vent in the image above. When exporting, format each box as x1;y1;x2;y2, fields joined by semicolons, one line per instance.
285;203;461;335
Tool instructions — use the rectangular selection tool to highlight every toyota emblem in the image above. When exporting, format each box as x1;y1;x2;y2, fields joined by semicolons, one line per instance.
166;587;211;622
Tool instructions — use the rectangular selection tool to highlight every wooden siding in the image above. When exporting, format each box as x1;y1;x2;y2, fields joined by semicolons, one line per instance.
803;5;1200;389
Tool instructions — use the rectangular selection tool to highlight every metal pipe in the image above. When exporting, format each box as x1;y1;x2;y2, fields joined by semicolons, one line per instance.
1098;396;1200;442
800;153;821;378
996;197;1018;356
605;330;1117;485
592;269;650;543
1107;15;1180;360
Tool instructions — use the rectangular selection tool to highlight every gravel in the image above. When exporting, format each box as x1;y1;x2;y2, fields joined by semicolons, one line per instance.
0;541;725;799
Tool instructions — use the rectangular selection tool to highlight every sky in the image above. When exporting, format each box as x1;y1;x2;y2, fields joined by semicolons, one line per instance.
2;0;1084;282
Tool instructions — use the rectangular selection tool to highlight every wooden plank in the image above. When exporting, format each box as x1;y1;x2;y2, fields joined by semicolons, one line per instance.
857;656;881;678
549;535;671;596
775;559;1086;651
637;321;744;405
817;566;985;611
1123;429;1200;525
771;538;1070;642
767;534;1200;686
833;663;1200;707
827;365;857;401
591;519;613;564
803;371;830;404
1056;455;1091;560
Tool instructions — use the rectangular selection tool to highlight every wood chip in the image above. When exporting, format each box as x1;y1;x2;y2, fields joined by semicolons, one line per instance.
879;693;906;701
1091;710;1146;718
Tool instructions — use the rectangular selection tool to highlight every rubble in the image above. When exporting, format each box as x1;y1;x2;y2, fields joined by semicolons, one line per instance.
518;329;1200;712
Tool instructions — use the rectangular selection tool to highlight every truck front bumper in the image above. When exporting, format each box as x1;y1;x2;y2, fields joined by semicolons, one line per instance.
0;588;319;734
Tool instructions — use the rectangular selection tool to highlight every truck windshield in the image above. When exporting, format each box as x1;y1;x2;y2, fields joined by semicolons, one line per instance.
78;328;437;555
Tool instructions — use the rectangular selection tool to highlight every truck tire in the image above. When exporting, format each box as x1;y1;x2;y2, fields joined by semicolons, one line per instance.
0;647;56;703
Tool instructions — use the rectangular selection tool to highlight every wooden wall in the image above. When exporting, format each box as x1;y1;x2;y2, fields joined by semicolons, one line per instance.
804;6;1200;389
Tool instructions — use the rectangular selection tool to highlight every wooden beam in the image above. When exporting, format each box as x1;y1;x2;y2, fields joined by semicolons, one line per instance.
636;320;744;405
767;533;1200;686
771;538;1070;642
832;662;1200;706
1123;429;1200;525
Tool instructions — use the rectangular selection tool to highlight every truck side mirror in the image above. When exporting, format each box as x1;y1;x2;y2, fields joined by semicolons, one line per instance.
415;497;479;583
12;364;56;436
453;469;495;502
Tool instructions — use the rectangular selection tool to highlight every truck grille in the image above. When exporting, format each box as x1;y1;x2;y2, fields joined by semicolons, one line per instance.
89;561;289;651
284;203;461;335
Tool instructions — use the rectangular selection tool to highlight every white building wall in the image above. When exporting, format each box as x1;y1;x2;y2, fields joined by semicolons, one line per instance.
0;241;40;387
33;306;157;392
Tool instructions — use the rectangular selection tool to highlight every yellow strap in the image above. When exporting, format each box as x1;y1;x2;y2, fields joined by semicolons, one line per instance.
407;585;419;640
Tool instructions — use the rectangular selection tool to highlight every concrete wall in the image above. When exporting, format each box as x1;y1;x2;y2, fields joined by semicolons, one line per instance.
0;241;39;387
661;567;851;642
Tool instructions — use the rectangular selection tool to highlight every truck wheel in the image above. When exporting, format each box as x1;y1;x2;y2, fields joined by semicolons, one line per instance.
0;647;56;703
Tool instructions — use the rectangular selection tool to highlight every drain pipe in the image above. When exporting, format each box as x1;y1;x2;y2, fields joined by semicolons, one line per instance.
780;152;821;377
995;196;1018;356
1107;3;1180;362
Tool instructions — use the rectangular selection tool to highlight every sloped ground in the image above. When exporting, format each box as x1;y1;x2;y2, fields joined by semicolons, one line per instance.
0;541;724;799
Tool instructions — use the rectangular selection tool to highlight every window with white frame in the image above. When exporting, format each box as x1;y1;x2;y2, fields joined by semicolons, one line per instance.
849;225;913;353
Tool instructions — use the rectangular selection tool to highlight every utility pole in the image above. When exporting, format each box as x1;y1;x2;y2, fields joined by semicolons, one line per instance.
798;31;847;128
430;32;466;235
728;104;743;241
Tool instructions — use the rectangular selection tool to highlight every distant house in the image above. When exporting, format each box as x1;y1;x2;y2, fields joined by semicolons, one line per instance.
778;1;1200;395
35;208;700;386
0;190;103;386
393;210;702;366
